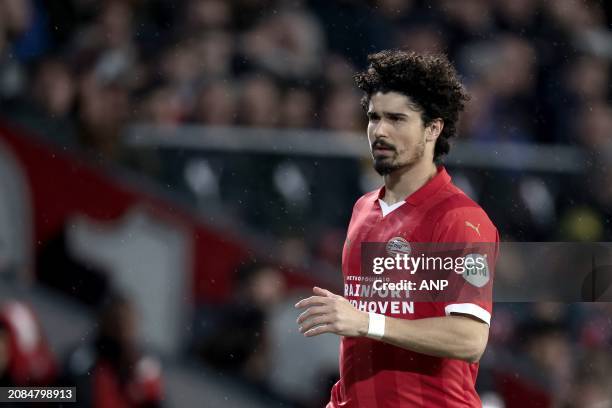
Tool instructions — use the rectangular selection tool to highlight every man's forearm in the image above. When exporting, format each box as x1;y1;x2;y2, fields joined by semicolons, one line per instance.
377;314;489;363
295;287;489;363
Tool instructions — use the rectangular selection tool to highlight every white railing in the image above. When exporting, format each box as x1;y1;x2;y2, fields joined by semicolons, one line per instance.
125;124;587;174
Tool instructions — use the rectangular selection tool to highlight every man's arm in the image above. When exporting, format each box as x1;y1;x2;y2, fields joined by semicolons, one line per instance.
382;313;489;363
295;287;489;363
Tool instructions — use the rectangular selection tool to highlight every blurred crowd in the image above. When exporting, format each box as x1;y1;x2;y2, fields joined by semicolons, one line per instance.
0;0;611;240
0;0;610;148
1;0;612;407
0;296;163;408
482;302;612;407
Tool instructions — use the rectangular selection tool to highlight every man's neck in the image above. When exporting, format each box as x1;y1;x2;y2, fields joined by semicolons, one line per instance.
382;160;438;205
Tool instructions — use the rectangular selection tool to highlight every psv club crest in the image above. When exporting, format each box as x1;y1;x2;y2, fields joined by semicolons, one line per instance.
386;236;412;257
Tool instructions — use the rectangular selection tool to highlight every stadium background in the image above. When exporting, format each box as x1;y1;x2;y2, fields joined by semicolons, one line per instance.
0;0;611;406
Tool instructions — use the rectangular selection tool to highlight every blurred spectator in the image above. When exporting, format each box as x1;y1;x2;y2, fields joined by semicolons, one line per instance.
1;56;78;145
541;0;605;37
321;86;364;132
0;1;27;101
547;55;611;142
322;53;357;87
184;0;231;32
0;0;33;38
395;24;447;54
76;68;130;160
196;31;235;78
31;58;76;119
436;0;496;57
70;1;137;84
281;87;316;129
65;293;164;408
493;0;539;34
3;0;51;62
575;102;612;151
0;301;58;386
566;350;612;408
579;305;612;349
459;81;495;141
196;262;286;384
193;80;238;126
485;35;536;99
565;56;610;104
238;74;281;127
519;321;574;405
98;1;134;51
459;34;538;142
140;83;186;126
158;42;201;87
239;7;325;80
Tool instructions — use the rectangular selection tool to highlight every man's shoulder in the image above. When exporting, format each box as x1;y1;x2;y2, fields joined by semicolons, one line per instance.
352;189;379;212
438;183;491;215
432;183;497;234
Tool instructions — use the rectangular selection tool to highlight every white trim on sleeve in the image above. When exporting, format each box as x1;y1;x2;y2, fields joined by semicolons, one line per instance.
445;303;491;325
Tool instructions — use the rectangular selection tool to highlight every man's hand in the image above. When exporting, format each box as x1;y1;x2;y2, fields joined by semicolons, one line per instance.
295;287;368;337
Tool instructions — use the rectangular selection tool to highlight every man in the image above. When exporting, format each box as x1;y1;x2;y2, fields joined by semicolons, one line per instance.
64;293;163;408
296;50;499;407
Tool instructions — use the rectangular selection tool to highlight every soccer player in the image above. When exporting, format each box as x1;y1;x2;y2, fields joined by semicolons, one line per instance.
295;50;499;407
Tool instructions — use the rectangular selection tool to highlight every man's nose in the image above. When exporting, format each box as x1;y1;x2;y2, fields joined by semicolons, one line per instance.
372;119;392;140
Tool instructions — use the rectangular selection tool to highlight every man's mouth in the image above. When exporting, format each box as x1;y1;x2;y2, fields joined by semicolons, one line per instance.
372;142;396;154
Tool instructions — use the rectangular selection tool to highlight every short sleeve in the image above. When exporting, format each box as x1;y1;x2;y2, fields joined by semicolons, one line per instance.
432;207;499;325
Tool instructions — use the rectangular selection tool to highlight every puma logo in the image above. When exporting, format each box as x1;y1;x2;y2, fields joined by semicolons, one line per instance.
465;221;481;236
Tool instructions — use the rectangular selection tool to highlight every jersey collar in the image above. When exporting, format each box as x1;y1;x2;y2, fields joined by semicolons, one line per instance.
376;166;451;207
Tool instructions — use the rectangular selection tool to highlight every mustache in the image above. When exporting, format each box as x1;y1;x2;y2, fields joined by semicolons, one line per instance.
372;140;396;151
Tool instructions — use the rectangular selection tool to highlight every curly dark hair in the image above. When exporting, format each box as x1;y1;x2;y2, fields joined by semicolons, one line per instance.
354;50;470;161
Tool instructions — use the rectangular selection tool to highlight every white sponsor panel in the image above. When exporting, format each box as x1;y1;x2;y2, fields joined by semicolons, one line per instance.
67;208;190;355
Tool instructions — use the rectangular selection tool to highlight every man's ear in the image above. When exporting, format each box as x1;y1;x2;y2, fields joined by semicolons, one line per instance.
425;119;444;142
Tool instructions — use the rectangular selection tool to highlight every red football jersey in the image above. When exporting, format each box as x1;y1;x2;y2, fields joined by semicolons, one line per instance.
329;166;499;408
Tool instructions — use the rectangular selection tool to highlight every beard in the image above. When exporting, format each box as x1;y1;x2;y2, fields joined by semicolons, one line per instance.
373;138;426;175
